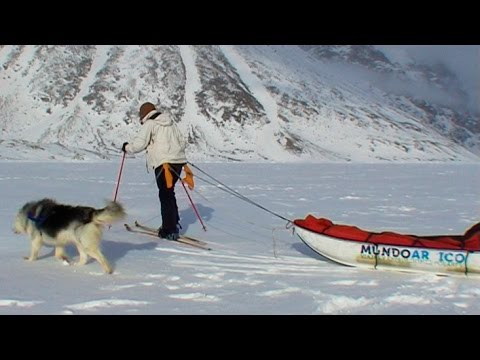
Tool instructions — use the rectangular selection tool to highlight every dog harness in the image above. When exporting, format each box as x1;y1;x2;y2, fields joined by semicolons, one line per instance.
27;211;47;226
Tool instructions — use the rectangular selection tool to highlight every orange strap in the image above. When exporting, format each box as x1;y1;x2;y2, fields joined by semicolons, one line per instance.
163;164;194;190
163;164;173;189
182;164;195;190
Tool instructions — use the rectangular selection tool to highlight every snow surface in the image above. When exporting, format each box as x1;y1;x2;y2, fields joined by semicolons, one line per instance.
1;159;479;314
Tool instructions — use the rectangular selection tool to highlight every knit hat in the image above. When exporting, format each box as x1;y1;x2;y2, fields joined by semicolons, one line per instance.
139;102;156;123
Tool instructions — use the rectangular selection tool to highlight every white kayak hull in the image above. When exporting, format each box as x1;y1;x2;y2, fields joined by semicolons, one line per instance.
295;226;480;277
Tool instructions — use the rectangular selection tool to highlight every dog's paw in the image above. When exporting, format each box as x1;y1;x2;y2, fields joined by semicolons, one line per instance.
23;256;35;261
58;255;72;265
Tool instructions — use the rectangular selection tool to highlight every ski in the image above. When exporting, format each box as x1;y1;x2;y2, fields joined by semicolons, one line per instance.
134;221;208;246
124;223;211;250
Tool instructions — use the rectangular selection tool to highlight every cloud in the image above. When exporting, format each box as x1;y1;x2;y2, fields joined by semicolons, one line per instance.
317;57;467;111
376;45;480;113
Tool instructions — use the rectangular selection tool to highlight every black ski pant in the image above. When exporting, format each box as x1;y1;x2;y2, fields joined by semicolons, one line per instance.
155;163;184;234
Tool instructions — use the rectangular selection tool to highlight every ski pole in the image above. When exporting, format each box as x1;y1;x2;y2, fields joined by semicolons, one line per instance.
113;151;126;202
179;178;207;232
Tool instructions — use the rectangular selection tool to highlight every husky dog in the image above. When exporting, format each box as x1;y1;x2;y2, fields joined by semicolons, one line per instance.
13;198;126;274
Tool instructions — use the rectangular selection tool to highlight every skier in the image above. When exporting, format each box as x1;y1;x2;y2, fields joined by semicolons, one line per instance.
122;102;187;240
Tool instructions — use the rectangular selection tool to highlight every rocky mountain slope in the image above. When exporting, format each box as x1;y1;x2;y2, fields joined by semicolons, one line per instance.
0;45;478;162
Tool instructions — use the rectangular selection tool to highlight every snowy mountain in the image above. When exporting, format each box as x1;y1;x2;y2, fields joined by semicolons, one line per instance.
0;45;478;162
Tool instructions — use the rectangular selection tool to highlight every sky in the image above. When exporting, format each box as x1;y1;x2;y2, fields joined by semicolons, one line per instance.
1;159;480;314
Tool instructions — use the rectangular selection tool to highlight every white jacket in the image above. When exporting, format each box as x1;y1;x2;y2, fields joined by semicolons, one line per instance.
125;110;187;170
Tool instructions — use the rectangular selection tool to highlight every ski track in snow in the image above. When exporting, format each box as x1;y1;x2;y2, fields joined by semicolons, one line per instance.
0;299;43;308
65;299;151;312
169;293;221;302
319;296;373;314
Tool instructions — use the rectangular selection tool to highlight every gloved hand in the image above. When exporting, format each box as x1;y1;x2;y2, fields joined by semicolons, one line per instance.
122;142;129;153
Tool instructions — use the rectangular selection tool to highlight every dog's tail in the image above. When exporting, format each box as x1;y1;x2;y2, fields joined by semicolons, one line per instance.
93;201;126;225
